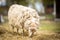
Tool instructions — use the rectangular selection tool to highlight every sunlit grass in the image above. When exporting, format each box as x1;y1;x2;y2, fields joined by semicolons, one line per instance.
40;20;60;32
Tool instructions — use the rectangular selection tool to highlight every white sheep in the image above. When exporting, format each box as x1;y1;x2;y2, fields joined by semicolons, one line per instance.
8;4;40;37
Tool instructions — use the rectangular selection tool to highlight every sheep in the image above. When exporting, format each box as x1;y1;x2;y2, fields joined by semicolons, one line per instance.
8;4;40;37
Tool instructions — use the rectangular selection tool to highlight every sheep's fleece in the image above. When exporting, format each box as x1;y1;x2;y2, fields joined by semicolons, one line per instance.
8;4;40;37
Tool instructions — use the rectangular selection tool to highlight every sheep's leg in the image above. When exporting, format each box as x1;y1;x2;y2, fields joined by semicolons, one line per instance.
22;28;24;36
28;29;33;37
22;23;24;36
12;25;15;33
17;28;19;33
17;28;22;34
9;24;15;33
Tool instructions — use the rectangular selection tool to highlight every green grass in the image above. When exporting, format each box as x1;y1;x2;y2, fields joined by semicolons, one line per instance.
45;14;55;20
39;20;60;32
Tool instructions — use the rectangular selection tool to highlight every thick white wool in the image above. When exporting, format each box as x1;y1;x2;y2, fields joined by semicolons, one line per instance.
8;4;40;37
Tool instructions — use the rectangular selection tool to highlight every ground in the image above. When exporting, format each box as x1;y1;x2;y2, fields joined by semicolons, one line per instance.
0;16;60;40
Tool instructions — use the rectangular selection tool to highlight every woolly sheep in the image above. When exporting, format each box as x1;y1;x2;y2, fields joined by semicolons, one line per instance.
8;4;40;37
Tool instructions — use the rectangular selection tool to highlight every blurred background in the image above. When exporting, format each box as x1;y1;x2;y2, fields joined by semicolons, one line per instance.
0;0;60;40
0;0;56;21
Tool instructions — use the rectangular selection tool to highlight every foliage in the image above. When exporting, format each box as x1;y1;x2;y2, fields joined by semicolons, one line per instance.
6;0;29;6
43;0;54;6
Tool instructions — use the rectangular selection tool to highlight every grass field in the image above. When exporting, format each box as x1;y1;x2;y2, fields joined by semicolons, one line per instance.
0;16;60;40
40;20;60;32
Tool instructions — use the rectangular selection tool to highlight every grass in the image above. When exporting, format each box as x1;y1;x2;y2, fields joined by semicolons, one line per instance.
0;16;60;40
40;20;60;32
46;14;54;19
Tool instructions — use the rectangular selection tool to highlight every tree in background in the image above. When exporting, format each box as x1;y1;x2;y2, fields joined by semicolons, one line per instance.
7;0;29;6
43;0;54;14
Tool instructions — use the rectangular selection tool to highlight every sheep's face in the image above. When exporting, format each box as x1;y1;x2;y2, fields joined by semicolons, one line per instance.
24;17;39;31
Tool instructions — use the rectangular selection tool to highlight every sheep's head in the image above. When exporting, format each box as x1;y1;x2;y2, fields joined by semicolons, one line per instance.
24;17;39;30
24;17;40;37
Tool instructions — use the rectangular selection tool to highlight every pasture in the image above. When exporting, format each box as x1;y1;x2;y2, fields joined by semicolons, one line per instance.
0;16;60;40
